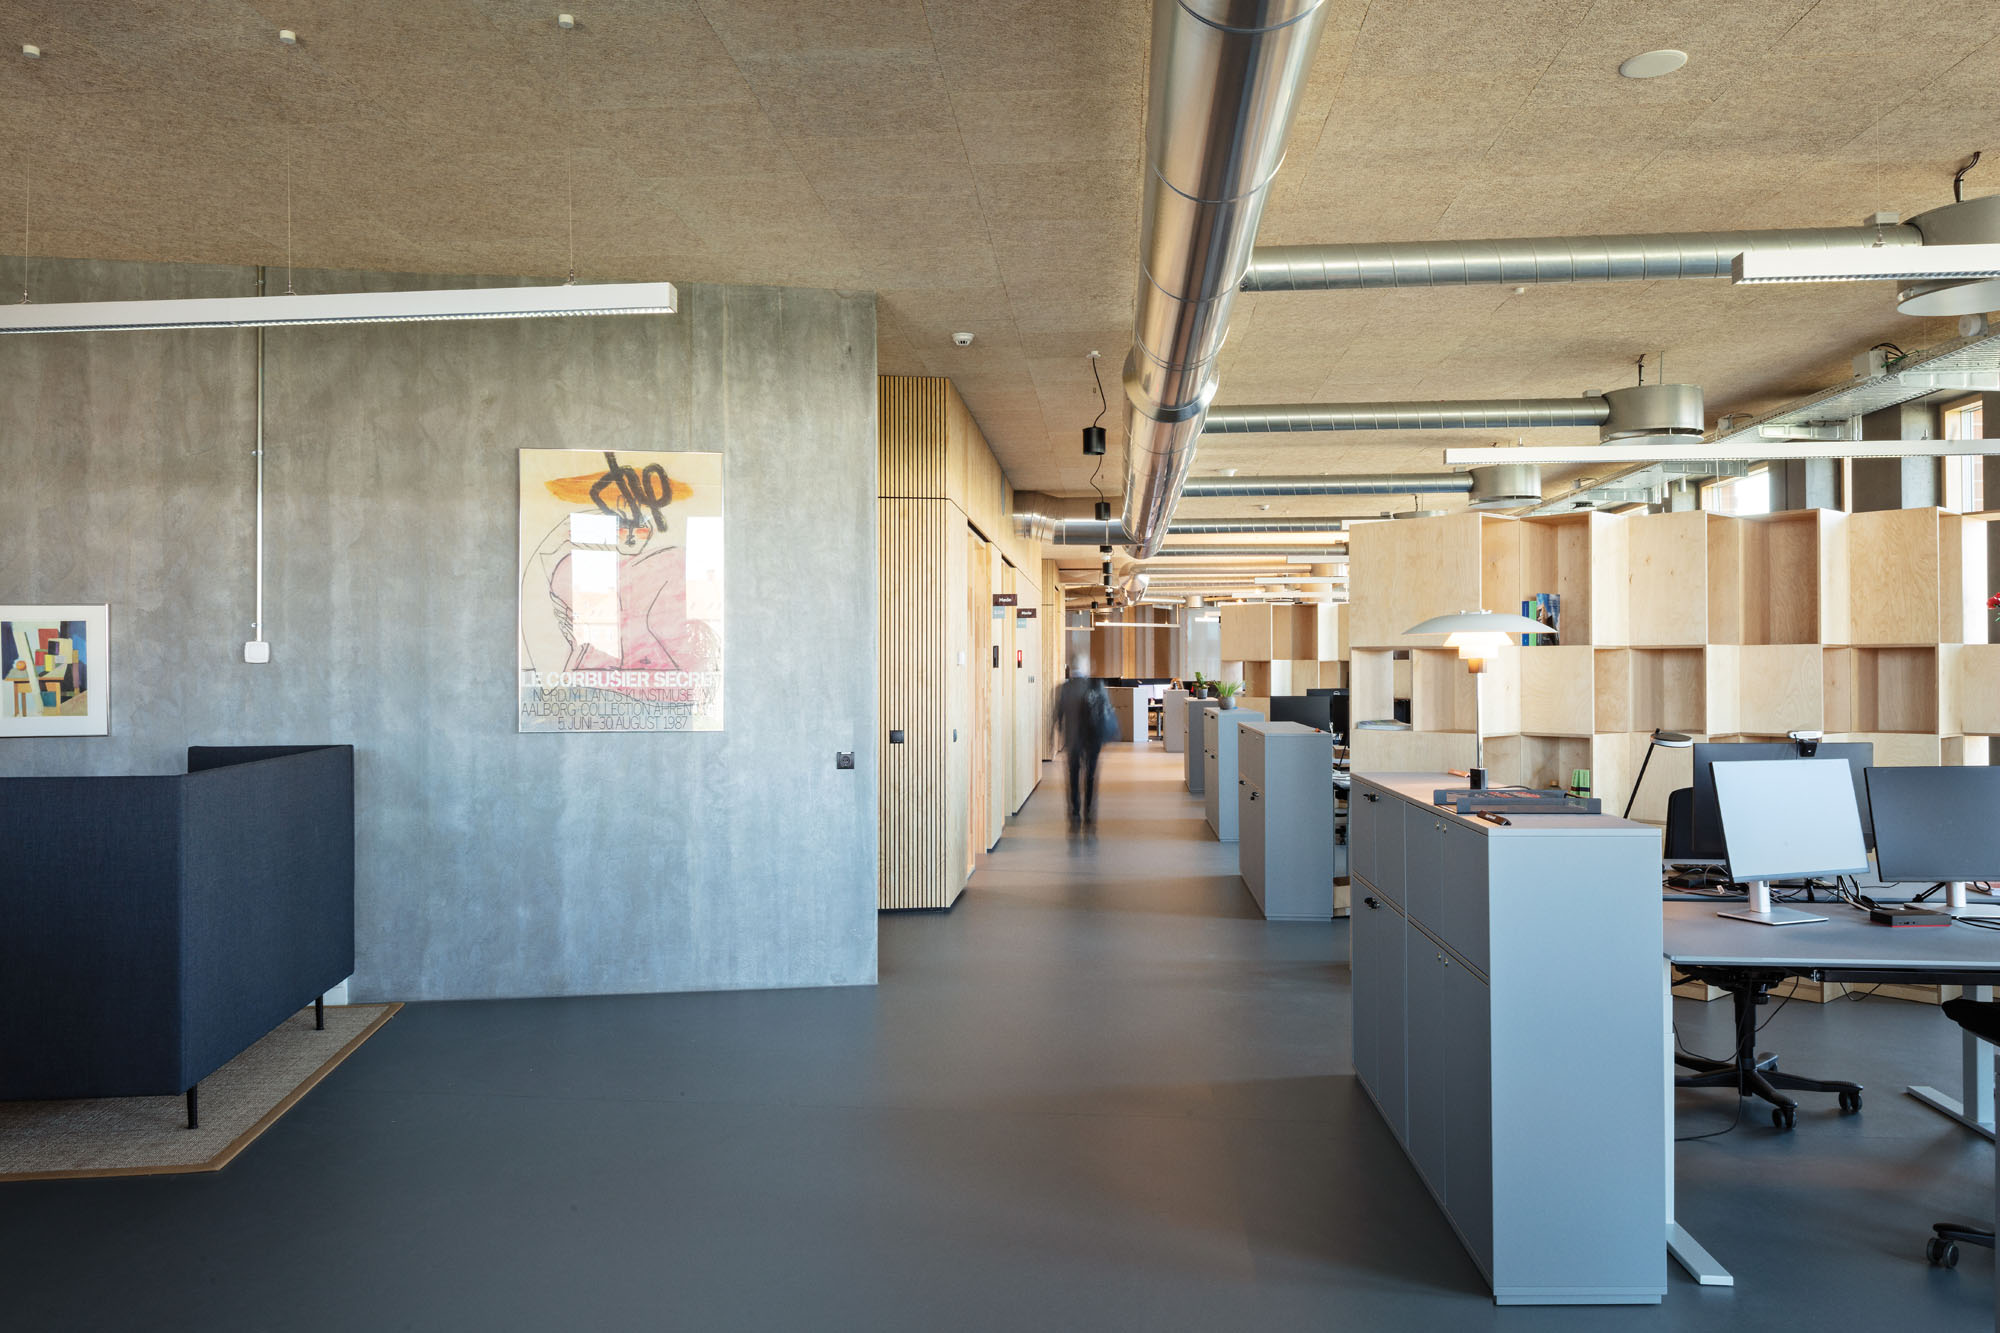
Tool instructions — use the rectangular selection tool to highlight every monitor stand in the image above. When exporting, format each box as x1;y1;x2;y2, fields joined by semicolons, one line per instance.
1942;881;2000;918
1718;880;1827;926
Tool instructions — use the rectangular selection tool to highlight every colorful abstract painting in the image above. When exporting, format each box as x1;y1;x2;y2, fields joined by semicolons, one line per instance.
0;604;110;738
518;450;724;733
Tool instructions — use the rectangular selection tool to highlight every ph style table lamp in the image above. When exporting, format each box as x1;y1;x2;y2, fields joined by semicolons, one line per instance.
1402;610;1550;790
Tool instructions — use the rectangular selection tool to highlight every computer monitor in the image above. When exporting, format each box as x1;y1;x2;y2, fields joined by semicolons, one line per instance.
1713;759;1869;925
1865;765;2000;892
1268;694;1333;732
1310;688;1350;738
1689;740;1875;860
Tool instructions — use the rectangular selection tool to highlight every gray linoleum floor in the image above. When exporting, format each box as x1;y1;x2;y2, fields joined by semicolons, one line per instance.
2;744;1995;1331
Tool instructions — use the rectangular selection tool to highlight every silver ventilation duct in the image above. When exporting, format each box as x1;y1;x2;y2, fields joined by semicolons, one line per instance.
1204;398;1609;433
1116;0;1330;557
1182;473;1470;498
1012;514;1131;546
1241;224;1922;292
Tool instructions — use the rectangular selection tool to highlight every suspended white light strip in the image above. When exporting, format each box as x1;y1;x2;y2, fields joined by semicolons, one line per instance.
1731;243;2000;285
0;281;679;334
1443;438;2000;466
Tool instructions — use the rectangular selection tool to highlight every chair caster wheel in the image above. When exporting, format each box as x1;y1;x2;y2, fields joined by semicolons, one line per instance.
1772;1105;1796;1130
1839;1090;1862;1114
1928;1237;1959;1268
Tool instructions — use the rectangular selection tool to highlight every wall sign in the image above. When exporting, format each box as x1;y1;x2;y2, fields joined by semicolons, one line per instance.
518;449;725;732
991;592;1018;607
1015;607;1037;619
0;605;109;737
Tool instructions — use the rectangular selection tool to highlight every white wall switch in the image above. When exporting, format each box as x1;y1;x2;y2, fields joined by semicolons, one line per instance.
244;640;271;664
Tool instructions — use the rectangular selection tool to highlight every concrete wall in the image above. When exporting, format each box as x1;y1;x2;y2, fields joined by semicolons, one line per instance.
0;259;879;1001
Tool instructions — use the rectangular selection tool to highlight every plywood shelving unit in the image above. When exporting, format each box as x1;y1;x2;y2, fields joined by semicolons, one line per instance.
1347;505;1994;821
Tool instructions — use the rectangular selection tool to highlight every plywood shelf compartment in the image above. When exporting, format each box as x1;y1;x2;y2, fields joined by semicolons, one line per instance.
1848;507;1971;646
1848;646;1939;733
1959;645;2000;735
1485;734;1624;799
1350;649;1396;724
1516;645;1595;736
1625;511;1710;647
1723;643;1824;736
1349;513;1487;649
1707;510;1848;645
1515;512;1627;646
1593;647;1706;734
1219;603;1275;661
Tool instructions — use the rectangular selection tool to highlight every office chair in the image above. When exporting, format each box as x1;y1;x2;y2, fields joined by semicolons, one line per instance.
1669;785;1865;1129
1925;999;2000;1267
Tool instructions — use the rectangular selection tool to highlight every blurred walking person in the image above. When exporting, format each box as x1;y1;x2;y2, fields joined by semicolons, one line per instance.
1052;670;1118;829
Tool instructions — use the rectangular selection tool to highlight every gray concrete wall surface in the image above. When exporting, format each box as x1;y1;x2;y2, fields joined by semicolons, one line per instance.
0;258;879;1001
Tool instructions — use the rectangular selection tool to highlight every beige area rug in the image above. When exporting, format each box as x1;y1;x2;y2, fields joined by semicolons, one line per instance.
0;1003;399;1182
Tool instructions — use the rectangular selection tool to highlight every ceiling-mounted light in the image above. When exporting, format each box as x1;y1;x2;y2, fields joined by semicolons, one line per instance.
1732;242;2000;292
0;282;680;335
1444;437;2000;465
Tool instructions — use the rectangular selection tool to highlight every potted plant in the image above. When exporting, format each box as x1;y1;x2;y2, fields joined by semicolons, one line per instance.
1191;670;1211;698
1214;680;1242;710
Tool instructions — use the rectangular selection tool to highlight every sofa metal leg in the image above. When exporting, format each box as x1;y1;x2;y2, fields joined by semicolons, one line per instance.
186;1085;198;1130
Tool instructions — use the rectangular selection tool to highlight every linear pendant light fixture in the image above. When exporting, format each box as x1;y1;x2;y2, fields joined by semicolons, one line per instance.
1731;242;2000;286
0;282;679;335
1443;437;2000;466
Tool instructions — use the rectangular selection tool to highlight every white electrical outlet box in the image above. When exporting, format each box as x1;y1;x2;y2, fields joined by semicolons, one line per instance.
244;641;271;664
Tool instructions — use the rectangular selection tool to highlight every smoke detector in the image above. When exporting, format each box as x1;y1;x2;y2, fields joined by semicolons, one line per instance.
951;331;974;347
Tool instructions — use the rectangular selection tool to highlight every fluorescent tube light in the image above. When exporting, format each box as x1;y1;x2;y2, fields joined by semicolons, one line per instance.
0;281;679;334
1731;244;2000;286
1444;439;2000;466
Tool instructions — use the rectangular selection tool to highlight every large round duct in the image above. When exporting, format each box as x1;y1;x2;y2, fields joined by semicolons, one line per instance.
1598;383;1704;440
1466;463;1542;509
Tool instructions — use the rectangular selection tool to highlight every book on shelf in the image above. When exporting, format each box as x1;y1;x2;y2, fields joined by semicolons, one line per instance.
1520;593;1560;646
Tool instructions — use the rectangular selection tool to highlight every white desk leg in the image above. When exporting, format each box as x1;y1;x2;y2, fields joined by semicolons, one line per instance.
1665;958;1734;1286
1907;984;1997;1141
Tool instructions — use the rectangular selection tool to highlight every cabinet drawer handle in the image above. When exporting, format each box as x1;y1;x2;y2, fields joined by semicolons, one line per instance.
1250;792;1259;801
1364;896;1379;909
1363;791;1379;802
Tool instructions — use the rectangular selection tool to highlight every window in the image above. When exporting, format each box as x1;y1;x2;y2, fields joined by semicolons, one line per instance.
1943;399;1986;513
1703;467;1771;516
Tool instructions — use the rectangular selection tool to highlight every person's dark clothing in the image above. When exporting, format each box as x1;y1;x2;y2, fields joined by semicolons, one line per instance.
1052;677;1117;825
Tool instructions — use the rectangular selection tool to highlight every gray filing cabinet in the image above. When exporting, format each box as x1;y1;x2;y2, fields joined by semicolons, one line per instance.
1184;698;1220;793
1348;772;1664;1306
1236;720;1335;920
1201;707;1263;842
1162;689;1190;754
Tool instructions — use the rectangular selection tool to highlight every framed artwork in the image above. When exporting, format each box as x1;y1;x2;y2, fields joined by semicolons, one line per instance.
0;604;110;737
518;449;725;733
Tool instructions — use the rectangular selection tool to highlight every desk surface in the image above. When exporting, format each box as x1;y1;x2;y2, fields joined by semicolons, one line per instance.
1353;771;1658;841
1665;901;2000;971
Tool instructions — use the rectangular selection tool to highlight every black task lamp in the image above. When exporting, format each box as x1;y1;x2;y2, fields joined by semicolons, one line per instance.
1623;728;1693;819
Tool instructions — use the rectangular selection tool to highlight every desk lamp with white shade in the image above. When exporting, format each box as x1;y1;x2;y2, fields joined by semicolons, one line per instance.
1402;610;1550;790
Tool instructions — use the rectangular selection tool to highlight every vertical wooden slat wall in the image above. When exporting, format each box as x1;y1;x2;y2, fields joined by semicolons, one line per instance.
877;375;1041;909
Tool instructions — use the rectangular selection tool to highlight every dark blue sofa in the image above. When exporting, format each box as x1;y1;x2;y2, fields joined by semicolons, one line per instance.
0;745;354;1125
